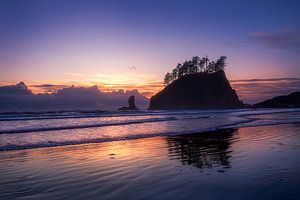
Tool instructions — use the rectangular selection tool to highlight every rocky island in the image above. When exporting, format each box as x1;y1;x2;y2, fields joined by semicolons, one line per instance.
148;56;243;110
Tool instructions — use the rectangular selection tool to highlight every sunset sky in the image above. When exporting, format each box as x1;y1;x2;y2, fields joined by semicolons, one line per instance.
1;0;300;103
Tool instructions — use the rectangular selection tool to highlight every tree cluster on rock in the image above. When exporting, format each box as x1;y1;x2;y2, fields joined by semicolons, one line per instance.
164;56;227;85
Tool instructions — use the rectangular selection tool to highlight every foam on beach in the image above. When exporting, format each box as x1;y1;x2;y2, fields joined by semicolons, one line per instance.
0;108;300;150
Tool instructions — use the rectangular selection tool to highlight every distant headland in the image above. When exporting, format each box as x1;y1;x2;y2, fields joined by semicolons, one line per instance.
149;56;244;110
254;92;300;108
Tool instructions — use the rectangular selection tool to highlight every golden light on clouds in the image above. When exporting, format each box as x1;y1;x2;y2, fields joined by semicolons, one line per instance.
23;73;164;98
76;73;163;98
5;71;299;103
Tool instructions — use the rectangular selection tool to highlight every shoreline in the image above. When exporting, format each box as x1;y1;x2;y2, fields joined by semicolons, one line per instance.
0;120;299;152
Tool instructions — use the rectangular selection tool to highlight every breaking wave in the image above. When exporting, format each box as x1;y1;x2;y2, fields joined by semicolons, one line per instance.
0;108;299;151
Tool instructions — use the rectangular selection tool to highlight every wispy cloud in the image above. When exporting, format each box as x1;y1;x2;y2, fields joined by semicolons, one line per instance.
65;73;86;77
249;28;300;51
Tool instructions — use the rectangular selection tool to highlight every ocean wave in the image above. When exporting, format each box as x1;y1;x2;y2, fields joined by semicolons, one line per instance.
1;108;300;151
0;109;250;121
0;118;253;151
0;116;178;134
0;116;254;151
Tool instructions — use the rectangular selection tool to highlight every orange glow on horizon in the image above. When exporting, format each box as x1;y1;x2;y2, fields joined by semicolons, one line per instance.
22;73;164;98
2;72;299;103
28;83;163;99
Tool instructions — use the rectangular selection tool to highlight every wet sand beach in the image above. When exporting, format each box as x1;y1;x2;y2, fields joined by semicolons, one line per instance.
1;124;300;200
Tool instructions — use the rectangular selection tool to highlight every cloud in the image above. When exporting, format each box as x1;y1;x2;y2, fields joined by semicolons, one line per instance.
29;80;164;98
65;73;86;77
249;28;300;51
32;84;68;88
0;82;32;95
3;78;297;110
30;84;69;93
231;78;300;104
98;80;163;98
0;82;149;112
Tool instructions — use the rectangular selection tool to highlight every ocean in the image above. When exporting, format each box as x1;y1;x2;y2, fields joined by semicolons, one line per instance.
0;108;300;151
1;109;300;199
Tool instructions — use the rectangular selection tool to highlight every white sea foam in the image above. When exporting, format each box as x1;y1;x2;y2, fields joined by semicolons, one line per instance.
0;108;299;150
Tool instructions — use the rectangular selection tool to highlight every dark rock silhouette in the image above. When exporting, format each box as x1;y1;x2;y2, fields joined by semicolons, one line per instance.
118;95;139;110
149;71;243;110
254;92;300;108
128;95;137;109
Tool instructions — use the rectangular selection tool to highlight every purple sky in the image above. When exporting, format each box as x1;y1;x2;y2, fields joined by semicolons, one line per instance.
0;0;300;103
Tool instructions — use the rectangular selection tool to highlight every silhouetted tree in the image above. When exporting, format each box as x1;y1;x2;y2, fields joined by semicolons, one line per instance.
164;72;172;85
190;56;199;74
181;61;189;76
203;56;209;70
199;58;206;72
207;61;216;73
172;68;178;80
216;56;227;71
177;63;184;78
176;63;181;74
163;56;227;85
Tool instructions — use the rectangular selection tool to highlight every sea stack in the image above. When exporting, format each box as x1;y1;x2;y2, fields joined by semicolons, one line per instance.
118;95;139;110
148;71;243;110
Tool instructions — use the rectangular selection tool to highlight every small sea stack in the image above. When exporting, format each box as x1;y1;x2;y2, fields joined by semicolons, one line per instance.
118;95;139;110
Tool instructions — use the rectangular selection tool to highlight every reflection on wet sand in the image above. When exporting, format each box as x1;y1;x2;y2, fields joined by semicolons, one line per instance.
1;125;300;200
167;129;236;169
